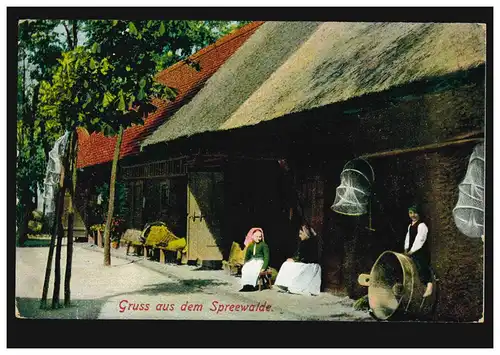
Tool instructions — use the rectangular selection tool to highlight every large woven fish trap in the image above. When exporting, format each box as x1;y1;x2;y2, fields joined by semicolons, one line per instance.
453;143;484;239
331;158;375;216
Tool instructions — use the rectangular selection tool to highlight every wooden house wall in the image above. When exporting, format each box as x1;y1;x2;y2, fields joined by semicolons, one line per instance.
348;145;483;322
224;159;296;267
140;177;187;237
327;82;485;320
74;165;111;231
273;76;485;319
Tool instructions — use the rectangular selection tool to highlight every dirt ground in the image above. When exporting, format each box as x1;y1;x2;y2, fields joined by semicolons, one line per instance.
15;243;372;321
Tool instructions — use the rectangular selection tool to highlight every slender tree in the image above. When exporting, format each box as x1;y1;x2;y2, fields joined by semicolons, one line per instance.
63;19;79;307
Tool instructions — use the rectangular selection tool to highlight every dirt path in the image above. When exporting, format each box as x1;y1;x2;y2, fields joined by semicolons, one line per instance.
15;244;372;321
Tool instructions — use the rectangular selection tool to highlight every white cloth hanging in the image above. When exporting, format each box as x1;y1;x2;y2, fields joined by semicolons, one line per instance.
275;261;322;295
240;258;264;287
43;131;70;214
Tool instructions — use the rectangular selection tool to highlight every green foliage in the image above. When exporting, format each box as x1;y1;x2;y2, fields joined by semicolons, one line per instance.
32;210;43;221
18;20;65;84
17;20;70;235
26;233;51;240
28;220;43;233
38;47;131;134
16;143;47;230
94;181;129;222
37;20;248;138
84;20;248;76
90;224;105;232
353;295;370;311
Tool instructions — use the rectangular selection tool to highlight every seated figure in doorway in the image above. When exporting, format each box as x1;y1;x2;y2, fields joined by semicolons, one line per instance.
275;224;322;295
239;228;270;292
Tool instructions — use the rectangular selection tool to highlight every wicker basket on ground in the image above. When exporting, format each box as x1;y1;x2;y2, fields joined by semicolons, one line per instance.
122;229;144;255
142;222;187;263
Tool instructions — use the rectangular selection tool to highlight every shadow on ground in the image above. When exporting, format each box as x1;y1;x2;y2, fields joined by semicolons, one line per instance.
16;279;229;319
16;297;105;319
108;279;230;298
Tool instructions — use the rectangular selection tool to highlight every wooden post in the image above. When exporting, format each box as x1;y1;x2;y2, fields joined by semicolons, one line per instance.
51;132;74;310
359;137;484;159
104;125;124;266
159;249;166;264
64;136;78;307
143;246;147;260
97;229;103;248
40;170;66;310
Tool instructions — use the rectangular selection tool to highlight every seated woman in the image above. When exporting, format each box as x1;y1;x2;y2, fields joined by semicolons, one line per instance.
239;228;270;292
275;224;321;295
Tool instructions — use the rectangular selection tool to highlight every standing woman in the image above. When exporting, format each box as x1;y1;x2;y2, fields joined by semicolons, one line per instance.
239;228;270;292
274;225;322;295
404;205;433;297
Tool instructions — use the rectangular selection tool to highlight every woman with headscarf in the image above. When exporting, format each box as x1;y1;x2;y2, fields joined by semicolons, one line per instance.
274;224;322;295
239;228;270;292
404;204;433;297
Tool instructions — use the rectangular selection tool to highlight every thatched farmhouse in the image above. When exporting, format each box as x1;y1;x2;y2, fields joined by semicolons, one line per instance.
73;21;263;239
140;21;486;321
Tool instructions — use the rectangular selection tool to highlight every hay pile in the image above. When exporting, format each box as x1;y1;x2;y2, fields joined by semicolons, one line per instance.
144;225;178;247
121;229;144;245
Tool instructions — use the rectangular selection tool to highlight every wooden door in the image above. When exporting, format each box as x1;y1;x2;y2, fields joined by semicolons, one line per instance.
187;172;224;262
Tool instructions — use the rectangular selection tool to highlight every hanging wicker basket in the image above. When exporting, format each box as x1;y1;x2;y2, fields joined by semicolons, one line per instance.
331;158;375;216
453;143;484;238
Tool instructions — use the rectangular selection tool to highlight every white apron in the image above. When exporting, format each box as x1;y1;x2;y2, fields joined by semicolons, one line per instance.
275;261;321;295
240;259;264;287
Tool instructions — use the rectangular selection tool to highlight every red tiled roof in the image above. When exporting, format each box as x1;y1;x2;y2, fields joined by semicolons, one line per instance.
77;21;263;169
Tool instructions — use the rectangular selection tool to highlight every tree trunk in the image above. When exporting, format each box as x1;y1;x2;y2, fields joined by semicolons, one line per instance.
40;155;67;309
72;20;78;47
51;204;65;308
18;192;32;246
64;135;78;307
40;121;51;163
51;132;73;309
103;126;124;266
63;21;73;50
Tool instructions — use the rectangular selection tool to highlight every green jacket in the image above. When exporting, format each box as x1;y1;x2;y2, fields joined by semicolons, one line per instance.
244;241;270;270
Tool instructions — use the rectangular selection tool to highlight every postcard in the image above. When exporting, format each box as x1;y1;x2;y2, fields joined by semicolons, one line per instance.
9;7;493;348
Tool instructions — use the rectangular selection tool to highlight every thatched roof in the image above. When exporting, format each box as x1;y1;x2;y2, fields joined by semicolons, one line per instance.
142;21;322;147
142;22;486;147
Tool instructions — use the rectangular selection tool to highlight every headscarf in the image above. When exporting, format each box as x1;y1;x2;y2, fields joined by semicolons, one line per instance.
244;227;264;248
